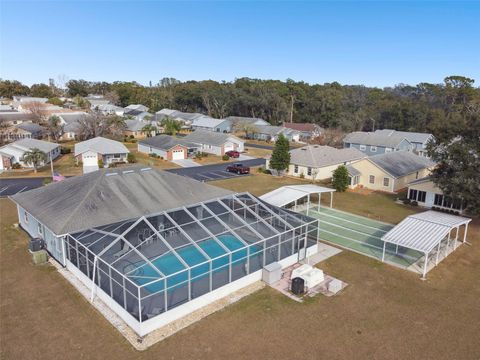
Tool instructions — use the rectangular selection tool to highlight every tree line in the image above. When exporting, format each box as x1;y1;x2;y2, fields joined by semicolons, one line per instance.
1;76;478;137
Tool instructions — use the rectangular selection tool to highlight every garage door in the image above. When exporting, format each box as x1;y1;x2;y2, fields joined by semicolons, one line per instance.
224;143;234;152
172;149;185;160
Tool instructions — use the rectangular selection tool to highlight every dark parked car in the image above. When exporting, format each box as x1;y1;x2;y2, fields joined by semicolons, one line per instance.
226;163;250;174
225;150;240;158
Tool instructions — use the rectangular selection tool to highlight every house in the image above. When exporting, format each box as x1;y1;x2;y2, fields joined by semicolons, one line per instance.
10;166;316;336
0;138;60;170
343;129;433;156
184;130;244;156
124;119;161;139
347;151;435;193
124;108;153;121
0;111;36;126
282;122;324;140
86;98;111;110
97;104;125;116
268;145;366;180
407;177;464;213
250;125;301;142
138;135;199;160
191;116;232;133
12;96;48;104
227;116;270;132
373;129;434;157
154;109;206;129
74;137;130;173
0;122;44;142
57;112;90;140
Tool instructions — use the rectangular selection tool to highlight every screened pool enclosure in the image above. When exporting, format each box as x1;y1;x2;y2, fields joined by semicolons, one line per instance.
65;192;318;327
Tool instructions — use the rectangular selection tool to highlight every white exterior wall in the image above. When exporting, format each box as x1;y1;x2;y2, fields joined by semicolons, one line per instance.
66;241;318;337
138;143;167;158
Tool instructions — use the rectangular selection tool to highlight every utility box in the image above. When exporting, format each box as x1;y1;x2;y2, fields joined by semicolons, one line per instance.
262;262;282;285
32;250;48;265
29;237;44;252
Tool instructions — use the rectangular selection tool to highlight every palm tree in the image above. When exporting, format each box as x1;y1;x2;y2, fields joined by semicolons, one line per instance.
141;124;157;137
22;148;47;173
161;117;181;136
107;115;126;138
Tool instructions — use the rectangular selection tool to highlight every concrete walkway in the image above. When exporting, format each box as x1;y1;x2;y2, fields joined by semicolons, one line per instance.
171;158;200;167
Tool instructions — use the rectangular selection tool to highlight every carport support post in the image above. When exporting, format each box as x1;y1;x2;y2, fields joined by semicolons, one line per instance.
318;193;321;212
330;192;333;208
435;241;441;265
294;199;297;212
463;223;469;243
422;252;429;279
445;231;451;257
381;241;386;262
454;226;459;250
306;194;310;215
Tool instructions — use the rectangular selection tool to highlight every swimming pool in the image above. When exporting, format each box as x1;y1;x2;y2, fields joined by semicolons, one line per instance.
127;234;262;293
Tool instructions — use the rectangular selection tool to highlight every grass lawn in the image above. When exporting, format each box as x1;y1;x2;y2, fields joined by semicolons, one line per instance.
1;172;479;360
0;153;83;178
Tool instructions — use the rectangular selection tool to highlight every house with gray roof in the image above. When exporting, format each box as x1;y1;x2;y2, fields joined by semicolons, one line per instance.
267;145;366;180
97;104;125;116
74;136;130;173
191;116;232;133
250;125;301;142
0;122;44;142
57;112;90;140
138;135;199;160
184;130;244;156
0;111;36;126
226;116;270;131
343;129;433;157
10;165;233;264
0;138;60;170
347;151;435;193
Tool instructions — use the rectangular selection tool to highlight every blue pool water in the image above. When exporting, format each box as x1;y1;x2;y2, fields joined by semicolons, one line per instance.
128;234;262;293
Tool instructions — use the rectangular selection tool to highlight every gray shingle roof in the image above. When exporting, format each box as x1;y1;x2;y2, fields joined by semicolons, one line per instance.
184;130;241;146
344;131;411;148
226;116;269;125
139;135;199;151
11;166;233;235
4;138;59;153
368;151;435;178
0;112;36;123
14;122;44;134
289;145;366;168
374;129;433;144
346;164;361;176
408;176;433;186
192;116;228;128
74;137;129;156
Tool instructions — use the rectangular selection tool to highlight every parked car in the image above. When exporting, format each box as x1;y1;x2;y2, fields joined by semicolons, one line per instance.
226;163;250;174
225;150;240;158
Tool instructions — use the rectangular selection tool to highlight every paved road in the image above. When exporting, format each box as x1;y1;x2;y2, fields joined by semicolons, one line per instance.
0;177;47;197
166;158;265;182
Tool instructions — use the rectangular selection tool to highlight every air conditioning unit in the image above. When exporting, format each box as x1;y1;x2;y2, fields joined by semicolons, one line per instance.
29;237;44;252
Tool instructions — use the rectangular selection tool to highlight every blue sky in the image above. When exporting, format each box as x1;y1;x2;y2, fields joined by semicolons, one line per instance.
1;1;479;87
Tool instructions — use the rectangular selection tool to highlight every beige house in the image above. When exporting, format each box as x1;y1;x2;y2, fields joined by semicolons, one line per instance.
347;151;434;193
267;145;366;180
407;177;464;213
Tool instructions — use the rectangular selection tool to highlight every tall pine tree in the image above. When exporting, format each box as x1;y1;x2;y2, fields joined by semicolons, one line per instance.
269;134;291;173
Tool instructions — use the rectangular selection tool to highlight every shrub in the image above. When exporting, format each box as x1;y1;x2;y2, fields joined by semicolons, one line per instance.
43;178;52;185
257;167;265;173
263;169;272;175
60;147;71;154
129;135;135;139
402;199;411;205
222;154;230;161
11;163;22;169
299;172;305;179
98;159;104;168
331;165;349;192
149;153;158;158
127;153;136;163
411;200;418;206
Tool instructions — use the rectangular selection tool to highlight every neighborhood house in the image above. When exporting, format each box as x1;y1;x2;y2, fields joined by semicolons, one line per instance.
138;135;199;160
184;130;244;156
0;138;60;170
407;176;464;213
74;136;130;173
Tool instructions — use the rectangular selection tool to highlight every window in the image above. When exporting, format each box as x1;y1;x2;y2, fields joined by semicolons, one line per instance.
385;148;392;153
294;165;299;174
370;146;377;152
417;191;426;203
369;175;375;184
37;223;43;235
434;193;443;206
113;154;121;158
383;177;390;187
409;189;418;200
359;145;366;151
24;212;28;223
307;167;312;176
